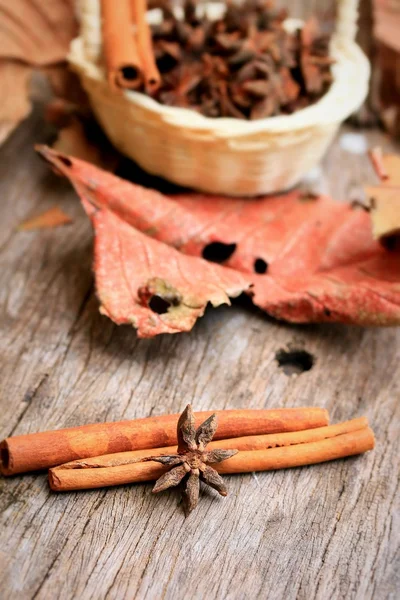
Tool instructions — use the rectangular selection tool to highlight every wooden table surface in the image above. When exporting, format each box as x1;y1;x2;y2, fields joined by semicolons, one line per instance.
0;110;399;600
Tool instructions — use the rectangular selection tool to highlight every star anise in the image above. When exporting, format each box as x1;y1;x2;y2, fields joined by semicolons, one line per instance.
158;64;202;108
146;0;334;119
144;405;238;515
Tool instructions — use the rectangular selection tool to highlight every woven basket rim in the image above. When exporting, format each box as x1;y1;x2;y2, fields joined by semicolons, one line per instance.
69;15;370;137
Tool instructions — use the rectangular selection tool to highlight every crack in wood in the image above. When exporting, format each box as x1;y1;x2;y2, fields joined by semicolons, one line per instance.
7;373;49;437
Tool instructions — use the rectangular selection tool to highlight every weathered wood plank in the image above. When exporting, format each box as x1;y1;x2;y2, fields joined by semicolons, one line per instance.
0;110;399;600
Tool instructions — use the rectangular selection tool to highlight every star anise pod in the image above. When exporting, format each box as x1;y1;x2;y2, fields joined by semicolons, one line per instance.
150;0;333;119
158;64;202;107
144;405;238;516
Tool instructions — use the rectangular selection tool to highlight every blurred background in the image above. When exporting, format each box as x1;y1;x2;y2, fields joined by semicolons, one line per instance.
0;0;399;152
263;0;399;137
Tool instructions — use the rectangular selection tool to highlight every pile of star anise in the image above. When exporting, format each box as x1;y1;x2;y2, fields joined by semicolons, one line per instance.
148;0;333;119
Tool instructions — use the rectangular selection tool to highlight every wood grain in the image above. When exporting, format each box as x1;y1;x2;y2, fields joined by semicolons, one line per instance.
0;109;399;600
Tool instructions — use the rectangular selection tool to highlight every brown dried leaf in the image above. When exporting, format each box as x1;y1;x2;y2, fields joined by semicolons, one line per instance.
0;0;76;64
0;0;78;145
52;117;119;172
366;149;400;246
44;98;78;128
18;206;73;231
0;61;31;144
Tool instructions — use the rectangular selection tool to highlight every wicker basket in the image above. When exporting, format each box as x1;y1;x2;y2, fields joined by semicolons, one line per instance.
70;0;370;196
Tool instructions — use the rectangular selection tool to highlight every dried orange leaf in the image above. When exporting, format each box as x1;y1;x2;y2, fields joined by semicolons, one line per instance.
81;197;251;337
366;149;400;245
18;206;73;231
37;147;400;327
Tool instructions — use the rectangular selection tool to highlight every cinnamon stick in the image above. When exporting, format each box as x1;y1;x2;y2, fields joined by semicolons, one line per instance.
0;407;328;476
48;421;374;492
217;428;374;474
58;417;368;470
101;0;143;90
132;0;161;93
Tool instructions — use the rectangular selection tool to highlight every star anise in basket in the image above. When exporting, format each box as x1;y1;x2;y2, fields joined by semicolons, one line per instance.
147;0;334;119
144;404;238;515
